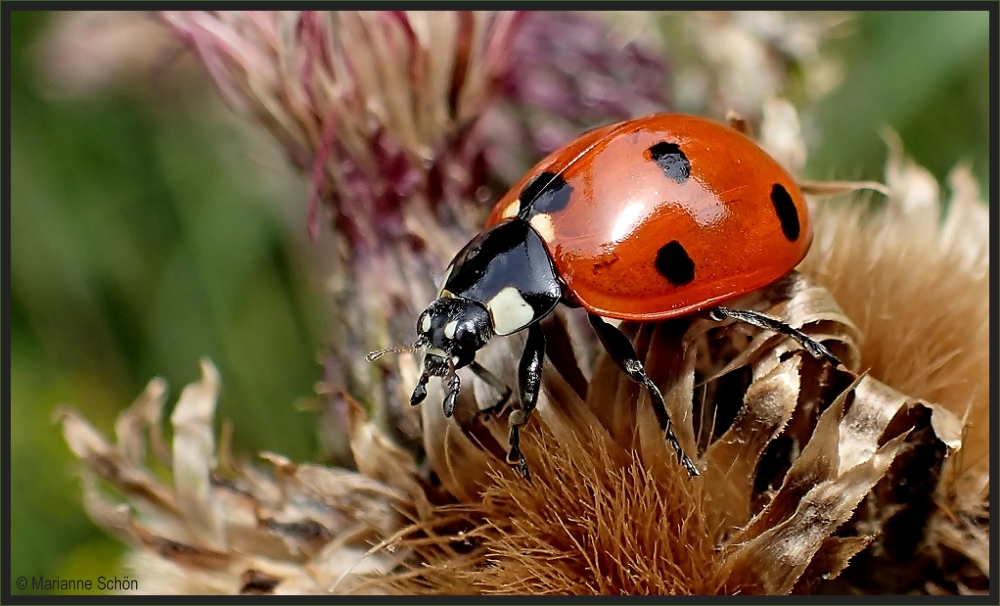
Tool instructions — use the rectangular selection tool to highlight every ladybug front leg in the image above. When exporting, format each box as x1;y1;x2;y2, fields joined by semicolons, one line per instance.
507;322;545;479
442;369;461;418
411;352;449;407
709;306;842;367
588;314;700;477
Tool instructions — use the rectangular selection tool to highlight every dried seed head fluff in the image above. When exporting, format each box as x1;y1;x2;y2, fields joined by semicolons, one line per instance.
53;11;987;596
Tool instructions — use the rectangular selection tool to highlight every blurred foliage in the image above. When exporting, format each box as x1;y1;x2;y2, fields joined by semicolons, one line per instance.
808;10;990;195
7;10;990;594
9;10;326;593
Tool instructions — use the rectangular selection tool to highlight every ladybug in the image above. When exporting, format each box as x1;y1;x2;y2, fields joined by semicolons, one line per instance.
369;113;839;479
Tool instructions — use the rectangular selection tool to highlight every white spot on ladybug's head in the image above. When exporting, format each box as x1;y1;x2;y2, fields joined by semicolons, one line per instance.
421;314;432;333
528;212;556;243
486;286;536;336
444;320;458;339
500;199;520;220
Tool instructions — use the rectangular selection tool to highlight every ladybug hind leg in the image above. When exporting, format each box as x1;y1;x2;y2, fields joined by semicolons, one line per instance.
709;306;842;367
588;314;701;477
469;361;513;421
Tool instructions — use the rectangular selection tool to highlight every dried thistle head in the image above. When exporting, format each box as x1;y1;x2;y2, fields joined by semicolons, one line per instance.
369;107;985;595
52;10;987;597
57;114;987;595
149;11;680;462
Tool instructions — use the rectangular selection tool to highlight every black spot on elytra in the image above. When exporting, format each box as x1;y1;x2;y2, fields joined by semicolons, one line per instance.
517;171;573;219
647;141;690;184
769;183;800;242
655;240;695;286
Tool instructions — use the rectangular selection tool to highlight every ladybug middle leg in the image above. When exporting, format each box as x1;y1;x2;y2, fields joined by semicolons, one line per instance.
709;307;842;367
588;314;700;477
506;322;545;479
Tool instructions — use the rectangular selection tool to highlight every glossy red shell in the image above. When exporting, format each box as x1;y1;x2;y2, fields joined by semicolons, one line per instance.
484;114;813;321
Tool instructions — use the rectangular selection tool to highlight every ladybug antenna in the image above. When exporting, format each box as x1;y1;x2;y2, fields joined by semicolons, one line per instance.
365;336;427;362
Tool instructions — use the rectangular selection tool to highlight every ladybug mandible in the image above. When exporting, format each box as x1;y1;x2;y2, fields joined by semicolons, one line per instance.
369;113;840;479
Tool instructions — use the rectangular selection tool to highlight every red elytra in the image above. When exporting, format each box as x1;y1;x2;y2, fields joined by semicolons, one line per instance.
485;113;812;321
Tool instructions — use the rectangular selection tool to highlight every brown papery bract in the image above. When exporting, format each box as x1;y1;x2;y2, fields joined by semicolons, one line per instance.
796;134;989;594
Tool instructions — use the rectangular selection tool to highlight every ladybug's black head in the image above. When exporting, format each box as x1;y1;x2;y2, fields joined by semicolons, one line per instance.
416;296;494;368
366;218;563;420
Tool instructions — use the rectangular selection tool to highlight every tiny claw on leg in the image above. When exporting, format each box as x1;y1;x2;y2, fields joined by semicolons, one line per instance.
505;410;532;479
506;426;531;479
678;451;700;477
802;339;842;368
517;454;531;479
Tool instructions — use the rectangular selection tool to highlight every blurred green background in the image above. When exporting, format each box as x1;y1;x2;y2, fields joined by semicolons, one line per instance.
7;10;990;595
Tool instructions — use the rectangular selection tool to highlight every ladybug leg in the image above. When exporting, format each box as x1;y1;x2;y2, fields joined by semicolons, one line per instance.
442;367;461;418
410;372;430;406
588;314;700;477
507;322;546;479
709;306;842;367
468;361;513;422
411;352;448;407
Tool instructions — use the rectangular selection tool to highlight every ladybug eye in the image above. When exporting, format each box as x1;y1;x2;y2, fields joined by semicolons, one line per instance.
450;320;490;358
453;322;476;347
448;304;494;354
